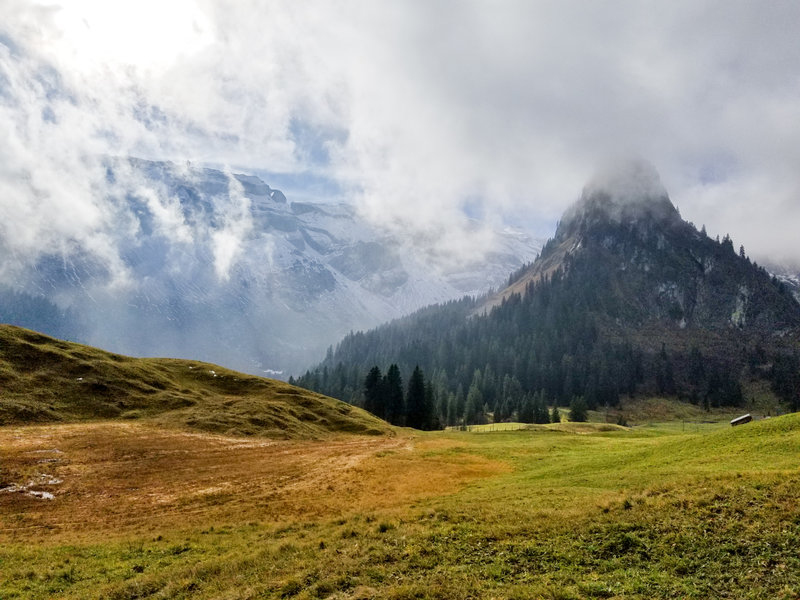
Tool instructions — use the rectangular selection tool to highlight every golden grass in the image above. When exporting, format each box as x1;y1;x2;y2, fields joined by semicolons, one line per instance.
2;416;800;598
0;423;503;543
3;326;800;597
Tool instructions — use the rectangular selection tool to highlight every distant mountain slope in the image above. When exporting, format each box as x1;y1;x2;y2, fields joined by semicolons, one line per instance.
0;158;543;376
297;161;800;424
0;324;391;438
764;261;800;303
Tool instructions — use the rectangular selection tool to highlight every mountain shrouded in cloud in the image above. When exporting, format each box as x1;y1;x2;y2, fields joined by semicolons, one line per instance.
298;164;800;421
563;159;674;227
0;159;542;375
583;159;669;208
3;2;800;375
2;1;800;272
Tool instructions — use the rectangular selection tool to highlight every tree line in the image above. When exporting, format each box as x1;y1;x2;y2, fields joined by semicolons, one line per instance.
294;278;759;425
351;362;590;429
293;221;800;425
361;364;437;429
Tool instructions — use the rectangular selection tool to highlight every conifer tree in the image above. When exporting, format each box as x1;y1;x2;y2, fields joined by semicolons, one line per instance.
533;390;550;424
454;384;465;425
406;365;428;430
550;405;561;423
772;353;800;411
518;393;534;423
425;381;439;429
569;396;588;422
363;366;383;417
384;364;404;426
656;344;676;395
495;399;511;423
446;392;458;426
688;346;706;394
464;383;484;425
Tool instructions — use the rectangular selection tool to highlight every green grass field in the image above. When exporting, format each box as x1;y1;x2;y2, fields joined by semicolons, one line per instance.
2;414;799;599
2;324;799;598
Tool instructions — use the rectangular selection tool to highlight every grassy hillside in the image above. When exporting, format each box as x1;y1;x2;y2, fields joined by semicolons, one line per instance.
0;324;391;438
1;414;799;598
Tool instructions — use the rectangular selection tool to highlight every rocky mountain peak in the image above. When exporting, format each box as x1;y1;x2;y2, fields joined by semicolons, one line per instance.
558;159;680;240
485;159;800;339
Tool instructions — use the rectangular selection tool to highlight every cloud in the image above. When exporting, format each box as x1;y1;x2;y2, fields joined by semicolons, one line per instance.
0;33;125;283
2;0;800;280
210;175;253;281
583;158;668;205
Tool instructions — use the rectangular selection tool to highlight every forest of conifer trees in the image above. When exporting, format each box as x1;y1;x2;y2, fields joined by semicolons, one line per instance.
294;222;800;428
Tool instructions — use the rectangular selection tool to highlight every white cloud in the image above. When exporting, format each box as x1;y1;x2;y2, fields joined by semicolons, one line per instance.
210;174;252;281
2;0;800;279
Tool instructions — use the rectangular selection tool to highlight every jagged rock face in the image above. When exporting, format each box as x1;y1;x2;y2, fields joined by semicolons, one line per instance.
1;159;543;375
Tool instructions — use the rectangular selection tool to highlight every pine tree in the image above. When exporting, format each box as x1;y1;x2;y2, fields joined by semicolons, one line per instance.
518;393;534;423
597;363;619;407
533;390;550;424
569;396;588;422
655;344;676;395
454;385;465;425
446;393;458;427
688;346;704;384
772;353;800;411
550;405;561;423
406;365;428;430
425;381;439;429
384;364;404;426
464;383;485;425
495;399;511;423
363;366;383;417
431;369;449;426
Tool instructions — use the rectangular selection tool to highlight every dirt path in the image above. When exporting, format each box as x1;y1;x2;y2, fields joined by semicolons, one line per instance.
0;422;501;542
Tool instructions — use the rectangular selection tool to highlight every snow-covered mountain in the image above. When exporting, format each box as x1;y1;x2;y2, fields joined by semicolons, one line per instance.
763;262;800;303
1;159;543;375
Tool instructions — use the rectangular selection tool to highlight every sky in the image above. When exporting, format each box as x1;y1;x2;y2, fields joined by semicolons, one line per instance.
2;0;800;283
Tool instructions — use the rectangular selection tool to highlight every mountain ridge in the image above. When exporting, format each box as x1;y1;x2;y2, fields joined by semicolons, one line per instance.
298;162;800;424
0;158;544;376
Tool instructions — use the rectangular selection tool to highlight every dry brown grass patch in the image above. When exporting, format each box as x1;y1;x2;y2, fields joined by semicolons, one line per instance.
0;422;503;543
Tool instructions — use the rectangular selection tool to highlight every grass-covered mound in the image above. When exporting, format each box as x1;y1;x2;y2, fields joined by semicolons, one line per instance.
0;324;391;438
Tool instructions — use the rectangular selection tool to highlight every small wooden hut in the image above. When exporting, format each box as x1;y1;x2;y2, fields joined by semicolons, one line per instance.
730;413;752;427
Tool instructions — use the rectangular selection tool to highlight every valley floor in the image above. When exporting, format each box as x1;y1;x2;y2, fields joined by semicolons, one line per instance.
1;416;800;599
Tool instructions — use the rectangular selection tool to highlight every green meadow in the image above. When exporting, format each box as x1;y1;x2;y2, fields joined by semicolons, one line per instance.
2;413;799;599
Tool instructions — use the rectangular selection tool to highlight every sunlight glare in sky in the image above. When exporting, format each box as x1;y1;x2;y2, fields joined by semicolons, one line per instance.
45;0;213;72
